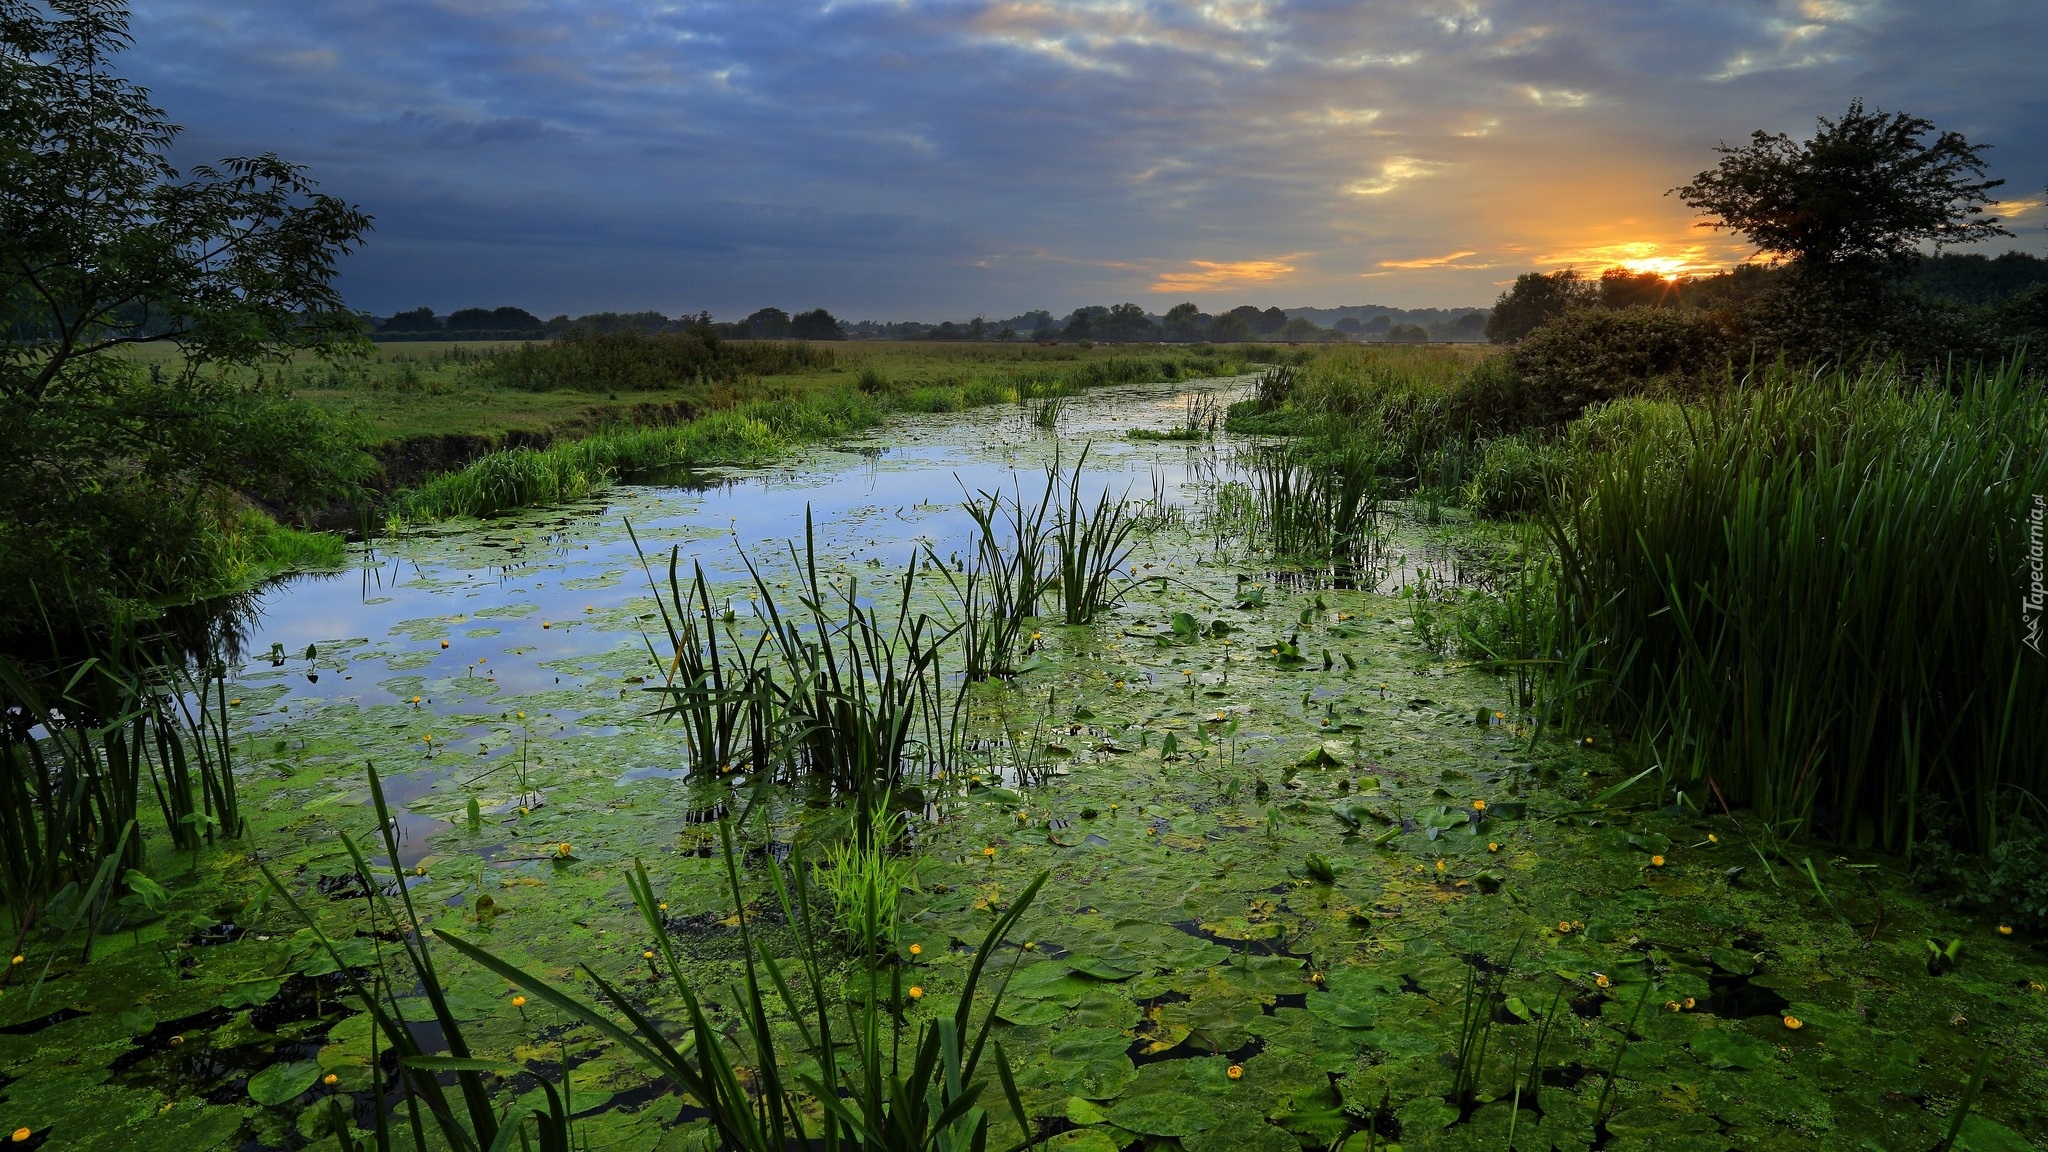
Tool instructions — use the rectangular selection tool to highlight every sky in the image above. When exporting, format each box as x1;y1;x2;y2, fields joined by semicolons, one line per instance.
125;0;2048;321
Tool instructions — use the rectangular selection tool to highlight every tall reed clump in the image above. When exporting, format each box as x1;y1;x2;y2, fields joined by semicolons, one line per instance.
399;444;609;521
438;819;1049;1152
934;472;1053;680
638;515;963;840
637;538;774;780
1237;442;1387;573
1049;448;1141;625
0;639;241;935
1544;360;2048;853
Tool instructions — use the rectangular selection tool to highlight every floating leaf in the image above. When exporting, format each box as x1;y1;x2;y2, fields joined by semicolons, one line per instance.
1105;1093;1219;1136
1689;1027;1775;1070
248;1060;322;1107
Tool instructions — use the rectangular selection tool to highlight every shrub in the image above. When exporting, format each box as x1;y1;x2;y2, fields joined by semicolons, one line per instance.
1465;435;1555;518
1505;306;1738;426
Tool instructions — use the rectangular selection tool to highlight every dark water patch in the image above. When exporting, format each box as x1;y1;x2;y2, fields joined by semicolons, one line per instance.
186;921;248;947
1705;971;1791;1019
0;1007;88;1035
249;972;358;1033
1168;918;1295;956
1266;992;1308;1015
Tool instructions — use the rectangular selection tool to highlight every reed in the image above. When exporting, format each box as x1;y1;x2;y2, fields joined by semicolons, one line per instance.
1543;360;2048;853
1049;448;1141;625
934;471;1054;680
264;764;572;1151
0;636;242;936
438;819;1049;1152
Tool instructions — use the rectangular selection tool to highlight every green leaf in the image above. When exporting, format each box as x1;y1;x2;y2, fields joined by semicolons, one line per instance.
1304;993;1377;1029
249;1060;322;1107
1104;1092;1219;1136
1065;956;1141;982
1689;1027;1775;1070
1954;1115;2039;1152
1065;1097;1108;1126
996;999;1070;1025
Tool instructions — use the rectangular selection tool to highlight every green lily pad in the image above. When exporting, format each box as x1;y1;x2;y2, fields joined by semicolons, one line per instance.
1689;1026;1775;1070
997;998;1070;1025
1105;1092;1219;1136
248;1060;322;1107
1955;1115;2039;1152
1065;956;1141;981
1305;992;1378;1029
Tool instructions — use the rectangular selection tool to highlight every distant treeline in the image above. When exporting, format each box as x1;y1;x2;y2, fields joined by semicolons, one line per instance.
363;302;1489;344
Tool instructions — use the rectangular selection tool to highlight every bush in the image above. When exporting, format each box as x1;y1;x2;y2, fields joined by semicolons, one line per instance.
1464;435;1555;518
1505;307;1737;426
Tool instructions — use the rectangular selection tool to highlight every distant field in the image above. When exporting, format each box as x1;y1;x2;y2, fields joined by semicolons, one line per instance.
117;338;1404;447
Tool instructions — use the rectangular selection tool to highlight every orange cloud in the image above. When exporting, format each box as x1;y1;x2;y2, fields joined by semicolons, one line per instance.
1533;241;1725;277
1149;258;1298;293
1378;251;1487;269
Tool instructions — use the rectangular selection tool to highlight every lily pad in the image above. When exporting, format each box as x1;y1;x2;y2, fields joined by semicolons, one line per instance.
1689;1026;1775;1070
248;1060;322;1107
1105;1092;1220;1136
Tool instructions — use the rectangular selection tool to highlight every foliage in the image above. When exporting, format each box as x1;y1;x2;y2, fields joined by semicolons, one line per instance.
439;820;1047;1152
1673;99;2008;272
482;327;835;392
1485;270;1596;343
1;635;240;936
1502;305;1738;425
0;1;372;640
1541;361;2048;852
820;804;914;954
1912;808;2048;931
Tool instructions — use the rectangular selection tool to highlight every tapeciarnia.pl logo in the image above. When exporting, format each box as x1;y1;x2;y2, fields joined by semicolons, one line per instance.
2027;494;2045;655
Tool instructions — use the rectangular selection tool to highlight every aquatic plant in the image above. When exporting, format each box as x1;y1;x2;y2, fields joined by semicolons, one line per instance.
934;471;1054;680
635;531;775;780
1543;359;2048;853
0;637;242;933
264;764;573;1152
439;819;1049;1152
1050;448;1141;625
819;802;914;955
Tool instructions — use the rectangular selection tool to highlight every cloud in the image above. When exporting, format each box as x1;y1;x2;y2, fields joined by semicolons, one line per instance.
1378;251;1490;269
1149;258;1302;293
115;0;2048;317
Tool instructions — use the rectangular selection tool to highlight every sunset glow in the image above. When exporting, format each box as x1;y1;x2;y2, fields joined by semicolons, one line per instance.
113;1;2048;315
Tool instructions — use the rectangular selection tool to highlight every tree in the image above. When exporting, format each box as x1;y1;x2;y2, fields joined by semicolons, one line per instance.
381;306;440;332
1485;270;1596;342
446;306;541;331
1;1;373;638
1162;302;1204;342
1098;302;1157;341
1278;316;1323;341
744;307;792;338
1206;312;1251;342
790;307;844;340
1673;100;2008;273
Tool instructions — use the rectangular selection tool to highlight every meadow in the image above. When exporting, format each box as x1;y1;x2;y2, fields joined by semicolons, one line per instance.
5;340;2044;1152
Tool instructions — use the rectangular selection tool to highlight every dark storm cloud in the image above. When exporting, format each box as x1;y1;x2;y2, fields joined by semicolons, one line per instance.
123;1;2048;317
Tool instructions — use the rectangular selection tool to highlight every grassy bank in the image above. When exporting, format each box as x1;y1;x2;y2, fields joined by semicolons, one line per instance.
393;342;1274;522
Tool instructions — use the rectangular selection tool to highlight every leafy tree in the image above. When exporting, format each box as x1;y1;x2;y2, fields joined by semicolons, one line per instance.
380;306;439;332
1386;323;1430;344
1673;100;2008;273
1098;302;1157;341
0;0;372;639
1333;317;1365;335
790;307;844;340
744;307;792;338
1596;270;1674;311
1450;311;1488;338
1278;316;1323;341
1162;301;1204;342
1206;312;1251;342
446;306;542;331
1485;270;1595;342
